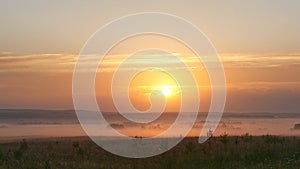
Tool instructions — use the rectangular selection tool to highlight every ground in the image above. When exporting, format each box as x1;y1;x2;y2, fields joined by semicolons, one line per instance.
0;135;300;169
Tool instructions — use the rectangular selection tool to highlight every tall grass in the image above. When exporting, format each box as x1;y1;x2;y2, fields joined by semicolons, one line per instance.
0;135;299;169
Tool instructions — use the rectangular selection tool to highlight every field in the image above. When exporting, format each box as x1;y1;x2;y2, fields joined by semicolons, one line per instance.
0;135;300;169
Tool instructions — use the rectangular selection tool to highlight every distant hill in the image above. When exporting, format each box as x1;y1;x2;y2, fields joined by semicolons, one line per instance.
0;109;299;125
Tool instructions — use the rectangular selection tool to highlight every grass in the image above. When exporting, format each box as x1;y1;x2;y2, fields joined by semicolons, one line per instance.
0;135;300;169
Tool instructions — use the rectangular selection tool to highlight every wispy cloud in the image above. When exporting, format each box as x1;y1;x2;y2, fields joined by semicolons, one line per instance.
227;81;300;91
221;53;300;68
1;53;300;73
0;54;76;73
0;51;13;55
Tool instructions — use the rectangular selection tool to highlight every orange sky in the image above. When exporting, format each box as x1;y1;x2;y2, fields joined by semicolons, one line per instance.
0;36;299;113
1;1;300;113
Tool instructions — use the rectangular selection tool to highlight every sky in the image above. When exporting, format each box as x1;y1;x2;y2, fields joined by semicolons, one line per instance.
0;0;300;113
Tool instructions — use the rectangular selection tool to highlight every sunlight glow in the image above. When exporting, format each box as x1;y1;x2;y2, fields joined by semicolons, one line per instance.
161;86;172;96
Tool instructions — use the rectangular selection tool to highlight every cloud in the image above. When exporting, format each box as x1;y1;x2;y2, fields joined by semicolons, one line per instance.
0;54;76;73
1;53;300;73
0;51;13;55
221;53;300;68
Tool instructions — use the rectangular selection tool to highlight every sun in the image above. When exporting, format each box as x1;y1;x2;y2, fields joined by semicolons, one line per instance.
161;86;172;96
129;70;181;100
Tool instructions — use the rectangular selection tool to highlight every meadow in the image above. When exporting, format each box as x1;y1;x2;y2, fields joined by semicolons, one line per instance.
0;135;300;169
